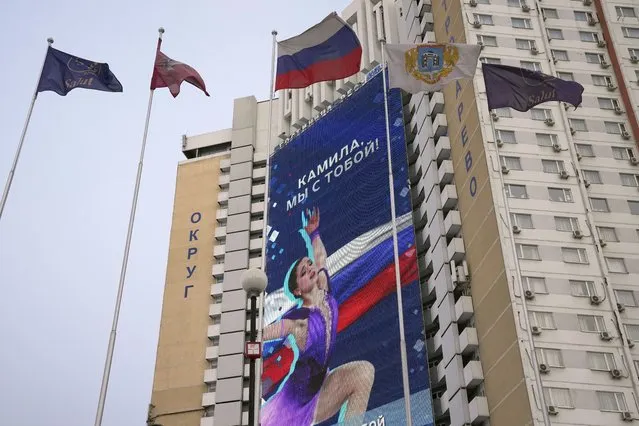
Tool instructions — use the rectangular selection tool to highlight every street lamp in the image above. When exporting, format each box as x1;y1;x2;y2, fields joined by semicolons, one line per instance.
241;268;267;426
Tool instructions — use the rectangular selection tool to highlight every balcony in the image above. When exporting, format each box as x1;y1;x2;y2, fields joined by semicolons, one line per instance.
210;283;223;297
435;136;451;163
422;31;436;43
249;257;262;269
416;0;432;16
420;13;434;34
217;192;228;206
216;209;227;223
438;160;454;185
249;238;262;252
422;277;436;303
469;396;489;424
251;201;265;214
212;263;224;278
433;114;448;140
214;226;226;241
252;184;265;196
201;392;215;407
207;324;220;338
252;167;266;181
459;327;478;355
440;184;458;211
218;174;230;189
209;304;222;317
415;226;431;254
250;220;264;233
447;237;465;263
444;210;462;237
427;330;442;357
463;361;484;388
220;158;230;172
429;92;445;117
205;345;219;360
200;417;214;426
204;368;217;383
213;245;225;259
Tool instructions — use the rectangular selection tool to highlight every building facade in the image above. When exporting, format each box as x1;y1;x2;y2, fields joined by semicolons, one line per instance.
148;0;639;425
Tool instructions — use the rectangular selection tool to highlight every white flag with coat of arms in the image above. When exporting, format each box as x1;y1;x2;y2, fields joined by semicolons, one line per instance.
386;43;482;93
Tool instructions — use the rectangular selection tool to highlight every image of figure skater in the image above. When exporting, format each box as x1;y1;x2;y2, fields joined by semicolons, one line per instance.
261;207;376;426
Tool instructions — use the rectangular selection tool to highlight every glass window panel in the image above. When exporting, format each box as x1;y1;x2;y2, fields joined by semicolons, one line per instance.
606;257;628;273
575;143;594;157
583;170;602;183
615;290;636;307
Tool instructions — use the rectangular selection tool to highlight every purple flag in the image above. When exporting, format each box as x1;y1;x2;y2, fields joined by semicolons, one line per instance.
482;63;584;112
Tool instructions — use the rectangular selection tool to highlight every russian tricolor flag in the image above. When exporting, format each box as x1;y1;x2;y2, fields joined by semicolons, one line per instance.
275;12;362;91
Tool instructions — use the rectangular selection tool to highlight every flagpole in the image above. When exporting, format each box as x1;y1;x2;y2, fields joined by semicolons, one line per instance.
0;37;53;222
380;39;413;426
254;29;278;426
93;27;162;426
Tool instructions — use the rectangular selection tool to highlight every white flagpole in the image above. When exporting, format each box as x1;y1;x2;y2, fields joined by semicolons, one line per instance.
93;27;163;426
380;39;413;426
255;29;278;424
0;37;53;222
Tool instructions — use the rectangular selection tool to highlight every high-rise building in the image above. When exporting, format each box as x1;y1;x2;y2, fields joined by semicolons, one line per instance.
147;1;639;425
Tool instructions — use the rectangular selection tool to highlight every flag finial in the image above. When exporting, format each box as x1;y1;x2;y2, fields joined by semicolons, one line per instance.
47;37;54;45
271;30;278;36
158;27;165;35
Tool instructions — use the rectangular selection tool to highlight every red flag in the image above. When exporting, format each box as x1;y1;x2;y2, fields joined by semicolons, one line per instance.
150;40;209;97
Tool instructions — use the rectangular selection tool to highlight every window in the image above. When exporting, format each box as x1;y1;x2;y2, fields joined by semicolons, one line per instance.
506;184;528;199
588;352;617;371
598;97;621;110
536;348;563;367
562;247;588;264
580;31;599;43
512;18;532;29
494;107;511;118
496;129;516;143
574;11;589;22
616;6;637;18
547;28;563;40
585;52;605;64
507;0;522;6
521;61;542;72
605;122;627;135
532;108;552;121
592;74;614;86
590;197;609;212
583;170;602;184
612;147;634;160
536;133;558;147
523;276;546;293
575;143;594;157
606;257;628;273
474;14;494;25
615;290;637;307
620;173;639;187
549;187;573;202
542;159;565;174
569;118;587;131
475;0;490;3
570;279;597;297
542;8;558;19
501;156;522;170
552;50;569;61
480;57;501;65
543;387;573;409
622;27;639;38
477;34;498;47
555;216;579;232
627;325;639;342
578;314;606;332
516;38;536;50
598;226;618;242
529;311;555;328
630;48;639;59
517;243;540;260
558;72;575;82
597;391;628;413
511;212;533;228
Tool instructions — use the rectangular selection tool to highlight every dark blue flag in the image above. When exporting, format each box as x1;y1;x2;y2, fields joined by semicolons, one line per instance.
37;47;123;96
482;63;583;112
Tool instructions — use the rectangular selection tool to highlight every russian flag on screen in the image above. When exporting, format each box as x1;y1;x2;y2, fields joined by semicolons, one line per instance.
275;12;362;91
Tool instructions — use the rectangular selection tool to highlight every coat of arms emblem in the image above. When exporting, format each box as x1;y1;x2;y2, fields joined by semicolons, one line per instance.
404;44;459;84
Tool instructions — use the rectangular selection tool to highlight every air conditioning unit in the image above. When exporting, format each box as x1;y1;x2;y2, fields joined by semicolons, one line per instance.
547;405;558;415
304;92;313;102
599;238;607;247
478;41;485;50
552;143;562;152
628;339;635;348
491;111;499;121
278;131;288;140
618;303;626;312
588;16;598;26
530;46;539;55
469;0;478;7
597;39;607;47
531;325;542;335
512;224;521;233
601;60;610;68
521;3;530;12
573;230;583;239
576;153;583;161
502;165;510;174
614;106;623;115
473;19;482;28
539;363;549;373
524;289;534;299
563;102;570;111
610;369;622;379
545;118;555;126
630;157;639;165
496;138;504;147
600;331;613;341
583;0;592;5
590;295;602;305
622;131;631;140
570;127;577;135
621;411;633;422
631;56;639;64
607;82;617;91
560;170;569;179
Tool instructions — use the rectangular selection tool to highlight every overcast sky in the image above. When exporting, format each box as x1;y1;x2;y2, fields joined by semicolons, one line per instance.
0;1;349;425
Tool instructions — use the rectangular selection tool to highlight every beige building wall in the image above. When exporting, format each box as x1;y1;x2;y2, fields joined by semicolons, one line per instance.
149;156;223;426
431;0;532;425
